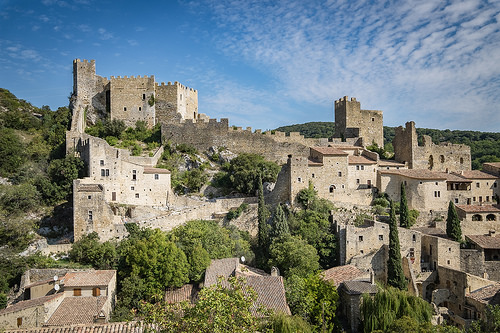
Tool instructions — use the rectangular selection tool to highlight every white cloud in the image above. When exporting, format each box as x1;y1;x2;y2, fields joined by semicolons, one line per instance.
98;28;113;40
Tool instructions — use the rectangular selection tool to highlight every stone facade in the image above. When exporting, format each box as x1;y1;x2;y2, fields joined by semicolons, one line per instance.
393;121;471;172
333;96;384;148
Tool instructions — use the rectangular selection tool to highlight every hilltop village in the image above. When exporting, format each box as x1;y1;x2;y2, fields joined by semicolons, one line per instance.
1;59;500;332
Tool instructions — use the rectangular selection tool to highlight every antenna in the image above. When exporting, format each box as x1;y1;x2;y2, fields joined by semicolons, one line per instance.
53;275;58;281
240;256;245;263
54;284;60;291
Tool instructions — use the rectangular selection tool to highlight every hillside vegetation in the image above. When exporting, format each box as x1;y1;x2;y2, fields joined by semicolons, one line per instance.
275;122;500;170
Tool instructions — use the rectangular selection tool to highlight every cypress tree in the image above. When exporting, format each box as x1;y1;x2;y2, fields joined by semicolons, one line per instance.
446;201;462;242
257;174;270;266
400;182;410;228
387;200;407;290
270;204;289;240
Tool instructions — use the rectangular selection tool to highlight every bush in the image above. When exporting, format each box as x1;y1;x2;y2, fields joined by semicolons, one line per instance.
373;197;390;207
226;203;249;221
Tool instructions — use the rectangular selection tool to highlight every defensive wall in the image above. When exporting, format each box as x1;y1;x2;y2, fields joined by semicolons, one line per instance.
393;121;471;172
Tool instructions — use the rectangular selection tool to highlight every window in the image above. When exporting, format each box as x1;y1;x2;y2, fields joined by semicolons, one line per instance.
487;196;490;202
312;173;315;178
135;193;139;198
100;160;104;166
473;197;476;202
460;157;464;164
371;117;375;122
361;165;364;170
356;165;359;170
455;198;459;204
143;93;146;100
379;235;383;241
297;177;301;182
412;234;416;242
495;183;498;188
131;186;135;190
105;169;109;177
419;181;423;184
435;182;438;185
93;287;101;297
180;94;183;100
338;172;342;177
359;236;364;241
74;288;82;296
449;248;452;252
132;170;137;181
409;248;415;258
124;107;127;111
101;169;105;177
139;107;142;111
476;182;480;188
88;195;92;200
88;211;93;221
447;260;451;265
154;174;159;180
360;250;364;254
17;317;22;327
356;179;360;184
329;185;335;193
434;191;441;198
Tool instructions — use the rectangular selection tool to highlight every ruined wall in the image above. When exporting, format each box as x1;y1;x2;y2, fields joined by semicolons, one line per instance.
109;75;156;128
460;249;486;279
333;96;384;148
421;234;461;271
393;121;471;172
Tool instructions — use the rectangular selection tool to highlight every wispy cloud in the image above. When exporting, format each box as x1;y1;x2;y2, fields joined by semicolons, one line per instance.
198;0;500;131
98;28;113;40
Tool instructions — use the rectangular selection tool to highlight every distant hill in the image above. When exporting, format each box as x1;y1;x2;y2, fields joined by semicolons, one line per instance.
274;122;500;170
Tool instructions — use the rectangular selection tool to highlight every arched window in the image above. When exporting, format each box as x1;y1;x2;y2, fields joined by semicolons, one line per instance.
472;214;483;221
460;157;464;164
440;155;445;163
329;185;336;193
486;214;496;221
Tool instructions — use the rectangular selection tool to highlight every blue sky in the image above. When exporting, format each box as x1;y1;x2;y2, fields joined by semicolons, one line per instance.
1;0;500;132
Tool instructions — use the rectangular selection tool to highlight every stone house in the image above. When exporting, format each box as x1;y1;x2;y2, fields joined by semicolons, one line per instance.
321;265;369;287
0;270;116;329
338;280;378;333
462;233;500;281
4;321;143;333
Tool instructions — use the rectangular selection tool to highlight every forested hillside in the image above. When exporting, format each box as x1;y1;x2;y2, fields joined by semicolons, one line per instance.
275;122;500;169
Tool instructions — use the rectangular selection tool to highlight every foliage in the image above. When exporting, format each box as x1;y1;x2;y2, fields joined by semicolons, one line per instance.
257;174;270;268
372;204;388;215
0;127;26;177
373;196;390;207
466;304;500;332
270;204;289;241
69;232;117;269
214;153;280;195
139;276;262;333
296;181;317;209
0;183;40;215
0;293;6;309
47;155;85;201
268;235;320;278
274;122;335;139
446;201;462;242
285;273;339;331
263;312;313;332
148;94;155;107
387;200;407;290
355;213;372;226
400;182;410;228
360;286;432;333
409;209;420;226
226;203;249;221
367;142;394;159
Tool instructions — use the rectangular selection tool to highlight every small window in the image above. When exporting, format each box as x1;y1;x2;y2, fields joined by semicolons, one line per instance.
419;181;423;184
379;235;383;241
409;248;415;257
131;186;135;190
361;165;364;170
412;234;416;242
434;191;441;198
297;177;301;182
74;288;82;296
360;250;364;254
132;170;137;180
100;160;104;166
124;107;127;111
341;184;345;189
449;248;452;252
154;174;159;180
17;317;22;327
143;94;146;100
93;287;101;297
88;211;93;221
473;197;476;202
139;107;142;111
356;179;360;184
435;182;438;185
356;165;360;170
460;157;464;164
455;198;459;203
311;173;315;178
180;94;183;100
135;193;139;198
447;260;451;265
101;169;105;177
329;185;335;193
487;196;490;202
88;195;92;200
371;117;375;122
106;169;110;176
476;182;480;188
338;172;342;177
359;236;364;241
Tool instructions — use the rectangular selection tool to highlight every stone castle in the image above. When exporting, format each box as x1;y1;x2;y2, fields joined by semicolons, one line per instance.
63;59;500;329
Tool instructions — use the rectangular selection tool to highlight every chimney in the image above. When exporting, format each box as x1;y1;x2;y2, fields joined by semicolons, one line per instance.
489;230;496;237
370;270;375;285
271;266;280;277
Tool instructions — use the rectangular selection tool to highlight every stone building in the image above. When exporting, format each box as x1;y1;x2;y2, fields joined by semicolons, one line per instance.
72;59;201;129
393;121;471;172
338;280;378;333
333;96;384;148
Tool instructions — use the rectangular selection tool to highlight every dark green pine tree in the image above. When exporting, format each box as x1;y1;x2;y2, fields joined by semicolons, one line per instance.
270;204;289;241
446;201;462;242
387;200;407;290
257;174;270;267
400;182;410;228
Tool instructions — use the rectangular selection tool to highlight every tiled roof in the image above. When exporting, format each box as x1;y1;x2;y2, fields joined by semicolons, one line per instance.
331;145;363;151
204;258;239;287
348;156;377;165
340;281;378;295
307;159;323;166
443;173;472;183
321;265;365;286
413;227;447;237
143;166;170;174
467;235;500;249
467;284;500;305
5;322;144;333
244;276;291;316
237;264;269;277
310;147;348;156
460;170;498;180
484;162;500;169
62;270;115;287
456;205;500;213
45;297;107;326
0;294;63;315
379;169;447;180
165;284;198;304
378;160;406;167
77;184;103;192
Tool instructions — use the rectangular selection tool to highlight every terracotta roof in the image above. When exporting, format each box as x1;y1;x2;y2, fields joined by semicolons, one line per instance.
45;296;107;326
307;159;323;166
378;160;406;167
413;227;447;237
460;170;498;179
204;258;239;287
331;145;362;150
456;204;500;213
0;294;63;315
77;184;103;192
5;322;144;333
165;284;198;304
340;281;378;295
348;155;377;165
244;276;291;316
143;166;170;174
379;169;447;180
467;235;500;249
484;162;500;169
322;265;365;287
310;147;348;156
62;270;115;287
467;284;500;305
443;172;472;183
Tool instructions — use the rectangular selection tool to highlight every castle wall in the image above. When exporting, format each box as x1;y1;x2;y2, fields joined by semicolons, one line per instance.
421;234;461;271
109;76;156;128
155;82;199;124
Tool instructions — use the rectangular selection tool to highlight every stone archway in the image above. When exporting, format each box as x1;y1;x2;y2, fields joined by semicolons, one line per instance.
472;214;483;221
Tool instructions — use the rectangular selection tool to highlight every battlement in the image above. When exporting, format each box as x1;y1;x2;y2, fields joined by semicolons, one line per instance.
73;59;95;65
335;96;357;106
154;81;197;92
109;75;155;80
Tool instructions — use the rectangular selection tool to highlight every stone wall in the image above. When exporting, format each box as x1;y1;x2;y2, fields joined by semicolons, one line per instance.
421;234;461;271
0;294;64;329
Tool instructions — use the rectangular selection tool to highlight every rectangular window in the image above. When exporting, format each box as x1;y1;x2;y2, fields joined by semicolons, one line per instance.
359;236;363;241
88;195;92;200
132;170;137;181
356;165;360;170
473;197;476;202
88;211;93;221
17;317;22;327
379;235;383;241
487;196;490;202
131;186;135;190
100;160;104;166
74;288;82;296
476;182;480;188
361;165;364;170
143;94;146;100
139;107;142;111
101;169;105;177
92;287;101;297
338;172;342;177
356;179;360;184
105;169;110;177
124;107;127;111
297;177;301;182
311;173;315;178
434;191;441;198
455;198;459;203
154;174;159;180
135;193;139;198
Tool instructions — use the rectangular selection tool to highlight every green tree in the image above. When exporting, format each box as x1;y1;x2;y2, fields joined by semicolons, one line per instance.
0;183;40;215
400;182;410;228
257;174;270;267
270;204;289;241
69;232;117;269
268;235;320;278
446;201;462;242
297;181;317;209
285;273;339;331
387;200;407;290
264;313;313;333
0;127;26;176
48;155;85;200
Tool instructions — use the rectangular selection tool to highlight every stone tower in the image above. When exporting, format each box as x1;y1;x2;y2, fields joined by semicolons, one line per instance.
333;96;384;148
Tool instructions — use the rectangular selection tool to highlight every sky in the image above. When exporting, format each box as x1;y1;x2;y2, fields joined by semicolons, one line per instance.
1;0;500;132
